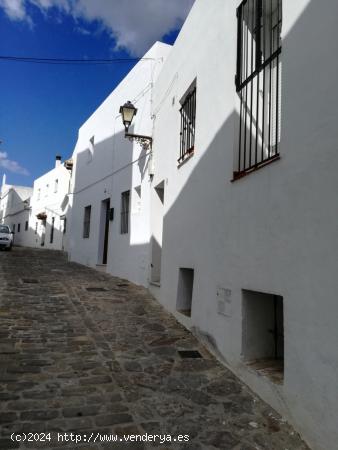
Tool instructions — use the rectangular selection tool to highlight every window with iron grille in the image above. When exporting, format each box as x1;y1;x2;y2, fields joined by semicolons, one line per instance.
120;190;130;234
83;205;91;238
234;0;282;179
178;86;196;164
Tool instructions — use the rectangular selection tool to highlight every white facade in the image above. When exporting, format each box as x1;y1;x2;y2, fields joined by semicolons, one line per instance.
29;157;71;250
0;157;72;250
68;42;172;286
149;2;338;450
0;182;33;246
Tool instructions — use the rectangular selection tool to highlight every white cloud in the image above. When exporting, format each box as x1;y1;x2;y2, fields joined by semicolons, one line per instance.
0;152;30;176
0;0;195;56
0;0;26;20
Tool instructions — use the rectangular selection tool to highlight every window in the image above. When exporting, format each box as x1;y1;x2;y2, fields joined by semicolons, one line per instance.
63;217;67;235
54;179;58;193
12;224;15;233
35;222;38;234
242;290;284;384
178;86;196;164
83;205;91;238
87;136;95;163
120;191;130;234
45;184;49;197
17;223;21;233
234;0;282;179
25;221;28;231
176;268;194;317
50;217;55;243
37;189;41;201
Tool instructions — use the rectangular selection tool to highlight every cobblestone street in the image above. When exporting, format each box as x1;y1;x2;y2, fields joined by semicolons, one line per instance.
0;248;309;450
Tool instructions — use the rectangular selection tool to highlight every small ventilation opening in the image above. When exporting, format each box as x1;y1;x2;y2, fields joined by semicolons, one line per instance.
242;290;284;384
86;287;107;292
22;278;39;284
178;350;202;359
176;268;194;317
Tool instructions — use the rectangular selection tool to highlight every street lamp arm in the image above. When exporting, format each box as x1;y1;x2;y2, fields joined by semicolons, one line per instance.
125;133;152;149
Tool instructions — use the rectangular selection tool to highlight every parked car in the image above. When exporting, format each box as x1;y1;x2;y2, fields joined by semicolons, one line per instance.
0;225;13;251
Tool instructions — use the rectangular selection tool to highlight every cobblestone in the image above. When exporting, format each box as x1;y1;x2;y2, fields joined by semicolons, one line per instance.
0;247;310;449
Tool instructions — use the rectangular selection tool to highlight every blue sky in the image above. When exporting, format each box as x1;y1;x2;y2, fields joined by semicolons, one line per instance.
0;0;194;186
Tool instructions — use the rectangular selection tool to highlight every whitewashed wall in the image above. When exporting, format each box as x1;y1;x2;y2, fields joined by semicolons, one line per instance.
150;1;338;450
30;160;71;250
68;42;172;287
0;184;33;245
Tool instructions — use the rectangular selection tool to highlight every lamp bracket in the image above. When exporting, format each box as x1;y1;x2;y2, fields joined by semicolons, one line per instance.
125;133;152;150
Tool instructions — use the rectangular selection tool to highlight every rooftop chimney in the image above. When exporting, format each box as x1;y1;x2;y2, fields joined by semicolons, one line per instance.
55;155;62;168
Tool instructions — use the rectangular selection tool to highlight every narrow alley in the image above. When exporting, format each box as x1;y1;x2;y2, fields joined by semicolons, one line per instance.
0;248;308;450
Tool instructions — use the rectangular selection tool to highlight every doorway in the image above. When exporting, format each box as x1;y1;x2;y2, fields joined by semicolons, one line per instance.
41;219;46;246
151;181;165;283
99;198;110;265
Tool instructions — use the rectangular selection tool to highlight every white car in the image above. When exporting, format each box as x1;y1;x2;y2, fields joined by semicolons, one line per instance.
0;225;13;251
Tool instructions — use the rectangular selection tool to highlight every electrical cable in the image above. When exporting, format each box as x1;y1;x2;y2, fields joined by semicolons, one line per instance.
0;55;156;65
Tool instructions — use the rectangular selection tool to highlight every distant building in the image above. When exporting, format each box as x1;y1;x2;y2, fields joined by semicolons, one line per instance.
0;177;33;246
0;156;72;250
30;156;72;250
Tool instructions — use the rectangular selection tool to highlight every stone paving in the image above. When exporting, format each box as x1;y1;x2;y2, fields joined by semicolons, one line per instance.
0;247;309;450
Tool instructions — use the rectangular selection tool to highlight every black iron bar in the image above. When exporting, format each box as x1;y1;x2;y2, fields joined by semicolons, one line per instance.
243;1;249;172
255;0;262;166
261;0;266;163
268;0;273;159
249;0;254;168
238;5;243;172
275;4;280;155
236;47;281;92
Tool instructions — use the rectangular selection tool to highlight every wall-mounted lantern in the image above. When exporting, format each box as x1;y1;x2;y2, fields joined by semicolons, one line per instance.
119;101;152;149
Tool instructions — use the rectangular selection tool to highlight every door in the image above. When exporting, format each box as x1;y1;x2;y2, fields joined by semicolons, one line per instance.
102;199;110;265
41;219;46;246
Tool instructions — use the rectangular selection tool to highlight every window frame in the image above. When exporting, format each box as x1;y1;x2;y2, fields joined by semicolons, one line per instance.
234;0;282;180
178;85;197;165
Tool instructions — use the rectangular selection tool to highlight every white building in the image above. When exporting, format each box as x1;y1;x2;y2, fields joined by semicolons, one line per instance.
29;156;72;250
0;177;33;246
68;41;171;286
0;157;72;250
149;1;338;450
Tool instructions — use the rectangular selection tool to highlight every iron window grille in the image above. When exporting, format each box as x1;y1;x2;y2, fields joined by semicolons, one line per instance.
120;190;130;234
178;87;196;164
234;0;282;179
83;205;91;238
